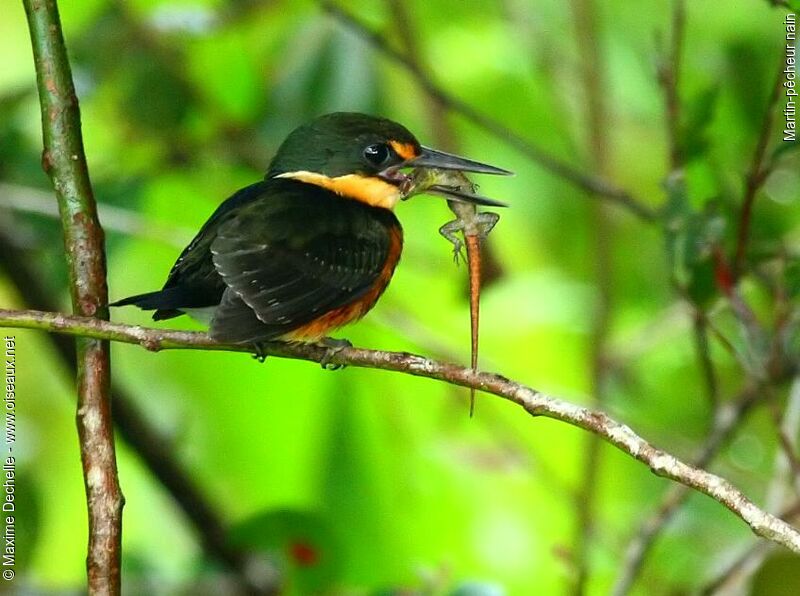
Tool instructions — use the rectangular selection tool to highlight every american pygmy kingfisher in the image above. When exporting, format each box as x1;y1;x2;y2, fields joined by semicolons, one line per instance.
112;112;510;347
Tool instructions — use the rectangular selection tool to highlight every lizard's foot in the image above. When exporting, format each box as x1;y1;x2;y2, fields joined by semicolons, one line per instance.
318;337;352;370
439;220;466;265
251;342;269;363
452;243;466;265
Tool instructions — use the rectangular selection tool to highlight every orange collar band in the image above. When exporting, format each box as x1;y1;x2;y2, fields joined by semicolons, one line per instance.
275;171;402;210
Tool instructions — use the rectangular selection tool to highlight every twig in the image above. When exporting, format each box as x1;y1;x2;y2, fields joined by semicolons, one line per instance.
701;384;800;594
701;500;800;595
733;58;787;275
658;0;686;172
319;1;657;222
570;0;614;592
769;378;800;496
22;1;122;593
692;309;720;409
703;382;800;595
611;388;762;595
2;309;800;555
658;1;721;412
385;0;450;144
0;182;193;248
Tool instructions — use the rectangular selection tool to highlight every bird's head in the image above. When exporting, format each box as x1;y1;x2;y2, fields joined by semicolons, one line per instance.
267;112;511;210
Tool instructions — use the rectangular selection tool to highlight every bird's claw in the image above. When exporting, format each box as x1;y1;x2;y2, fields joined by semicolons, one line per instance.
318;337;352;370
251;343;269;363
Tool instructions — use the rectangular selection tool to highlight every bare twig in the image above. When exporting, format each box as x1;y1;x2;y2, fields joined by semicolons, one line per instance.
658;0;686;172
2;309;800;555
611;388;762;595
699;382;800;595
657;1;721;411
570;0;614;591
385;0;450;144
22;1;122;593
770;378;800;496
319;1;657;221
733;58;787;275
701;500;800;595
692;309;720;409
0;182;193;247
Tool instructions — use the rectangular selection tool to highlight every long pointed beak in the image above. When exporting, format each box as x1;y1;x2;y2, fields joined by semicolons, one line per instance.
399;147;512;207
408;146;513;176
424;184;509;207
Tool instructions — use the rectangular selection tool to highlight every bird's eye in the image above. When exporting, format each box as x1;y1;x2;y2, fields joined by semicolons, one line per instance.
363;143;391;166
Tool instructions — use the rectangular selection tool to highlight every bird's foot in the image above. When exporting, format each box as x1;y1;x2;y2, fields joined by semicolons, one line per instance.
251;342;269;363
318;337;352;370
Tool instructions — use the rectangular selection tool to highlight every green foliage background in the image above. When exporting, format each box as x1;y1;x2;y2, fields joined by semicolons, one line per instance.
1;0;799;594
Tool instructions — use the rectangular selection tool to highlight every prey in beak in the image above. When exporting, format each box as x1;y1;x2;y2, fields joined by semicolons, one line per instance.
384;145;511;418
382;146;512;206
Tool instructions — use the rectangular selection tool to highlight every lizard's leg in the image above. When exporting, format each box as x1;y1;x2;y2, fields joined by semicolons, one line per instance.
439;219;466;264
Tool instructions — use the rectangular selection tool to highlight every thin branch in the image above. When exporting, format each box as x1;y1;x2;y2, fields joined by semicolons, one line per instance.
702;381;800;594
701;500;800;595
570;0;615;592
385;0;451;146
2;309;800;556
657;1;721;412
692;309;720;409
0;182;193;248
319;1;657;222
658;0;686;172
770;378;800;496
733;58;787;275
611;388;762;595
22;1;122;593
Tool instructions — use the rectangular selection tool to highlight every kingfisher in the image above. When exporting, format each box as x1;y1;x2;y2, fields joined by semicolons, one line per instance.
112;112;510;353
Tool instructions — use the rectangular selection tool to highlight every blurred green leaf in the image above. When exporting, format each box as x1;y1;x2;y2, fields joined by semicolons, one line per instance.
8;468;41;574
229;508;342;595
752;553;800;596
681;85;720;163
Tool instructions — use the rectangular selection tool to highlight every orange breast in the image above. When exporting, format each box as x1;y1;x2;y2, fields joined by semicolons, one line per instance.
281;224;403;341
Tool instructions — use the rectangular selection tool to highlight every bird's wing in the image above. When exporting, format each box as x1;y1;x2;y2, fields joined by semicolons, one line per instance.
209;181;399;343
158;181;272;304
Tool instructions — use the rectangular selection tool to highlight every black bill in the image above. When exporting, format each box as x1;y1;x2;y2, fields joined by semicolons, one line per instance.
409;146;513;176
398;147;512;207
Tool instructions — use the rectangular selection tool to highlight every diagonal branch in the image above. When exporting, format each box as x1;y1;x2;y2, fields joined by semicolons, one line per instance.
700;500;800;595
22;0;122;593
733;57;787;275
570;0;615;591
611;388;761;595
2;308;800;554
319;1;657;222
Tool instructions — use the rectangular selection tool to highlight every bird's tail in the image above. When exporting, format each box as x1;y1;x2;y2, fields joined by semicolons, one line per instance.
110;289;183;320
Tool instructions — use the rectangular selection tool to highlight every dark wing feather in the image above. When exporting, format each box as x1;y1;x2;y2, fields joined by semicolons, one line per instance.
112;181;273;319
209;180;399;343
